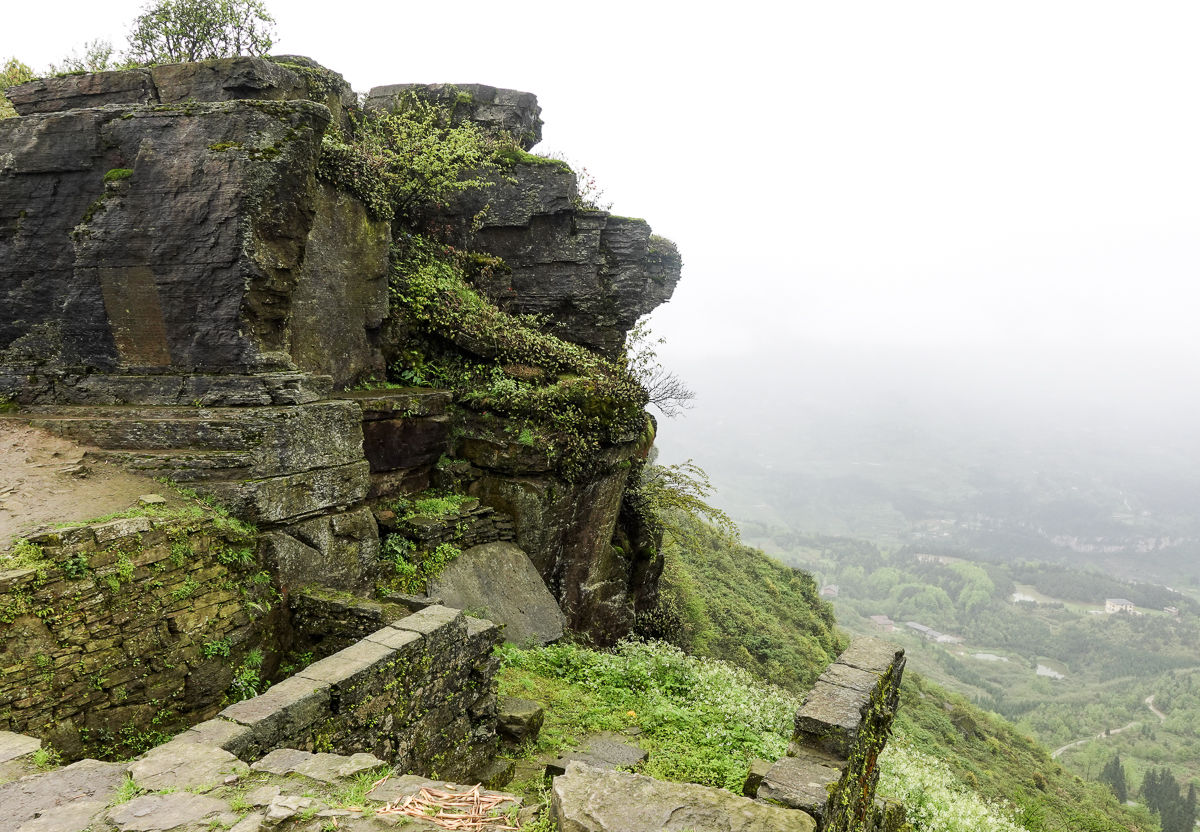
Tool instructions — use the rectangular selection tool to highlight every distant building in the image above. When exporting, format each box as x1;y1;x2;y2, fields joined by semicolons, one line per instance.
905;621;963;644
820;584;840;598
1105;598;1136;614
869;614;896;632
1164;606;1180;616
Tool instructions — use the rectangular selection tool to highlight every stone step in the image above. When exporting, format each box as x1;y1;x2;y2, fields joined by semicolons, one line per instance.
4;400;362;468
8;411;260;451
86;449;255;482
336;387;454;418
2;371;332;407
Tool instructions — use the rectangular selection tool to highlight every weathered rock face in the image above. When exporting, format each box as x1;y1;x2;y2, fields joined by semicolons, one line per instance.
365;82;543;149
1;62;381;387
7;56;356;126
1;56;681;660
428;541;566;645
1;100;328;374
468;466;638;643
436;161;683;357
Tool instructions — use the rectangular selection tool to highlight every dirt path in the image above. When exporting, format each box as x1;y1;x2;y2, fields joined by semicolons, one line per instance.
0;422;172;550
1051;720;1141;759
1051;696;1168;758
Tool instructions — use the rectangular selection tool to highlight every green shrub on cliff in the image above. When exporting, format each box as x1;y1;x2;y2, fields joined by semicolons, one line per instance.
389;233;648;479
318;94;503;224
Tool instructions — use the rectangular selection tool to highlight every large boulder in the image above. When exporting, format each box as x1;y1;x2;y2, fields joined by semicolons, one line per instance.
551;762;816;832
427;541;565;645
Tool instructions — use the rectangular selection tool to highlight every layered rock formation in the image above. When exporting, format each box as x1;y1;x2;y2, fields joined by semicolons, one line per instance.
1;55;679;666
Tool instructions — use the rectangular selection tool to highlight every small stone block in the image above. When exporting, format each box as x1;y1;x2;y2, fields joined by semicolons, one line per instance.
817;662;885;693
181;719;253;752
793;681;871;758
757;753;845;821
476;758;516;790
106;792;228;831
546;733;647;777
252;748;384;783
296;638;393;686
497;696;544;744
137;494;168;506
364;625;422;652
127;741;249;791
743;758;772;797
92;516;154;543
392;603;461;636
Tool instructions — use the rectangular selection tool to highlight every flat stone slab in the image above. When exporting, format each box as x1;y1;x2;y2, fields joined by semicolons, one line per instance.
106;792;229;831
552;761;816;832
0;758;125;829
546;733;647;777
757;753;845;822
251;748;384;782
498;696;544;744
0;731;41;763
428;542;565;645
128;741;249;791
793;680;871;758
15;798;108;832
834;638;904;675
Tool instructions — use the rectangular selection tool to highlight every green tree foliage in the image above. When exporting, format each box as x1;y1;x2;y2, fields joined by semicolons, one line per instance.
1142;767;1197;832
1099;752;1128;803
637;459;737;539
126;0;275;64
0;58;35;119
47;39;123;74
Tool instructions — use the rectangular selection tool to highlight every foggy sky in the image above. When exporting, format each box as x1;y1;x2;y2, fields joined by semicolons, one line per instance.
7;1;1199;435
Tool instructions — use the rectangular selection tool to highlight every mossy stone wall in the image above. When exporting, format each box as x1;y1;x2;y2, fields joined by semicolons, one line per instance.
0;513;281;760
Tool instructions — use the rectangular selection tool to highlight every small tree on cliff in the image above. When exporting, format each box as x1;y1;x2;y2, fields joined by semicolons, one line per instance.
0;58;35;119
126;0;276;64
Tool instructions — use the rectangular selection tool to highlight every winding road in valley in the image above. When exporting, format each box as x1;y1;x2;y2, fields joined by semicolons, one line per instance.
1050;695;1167;758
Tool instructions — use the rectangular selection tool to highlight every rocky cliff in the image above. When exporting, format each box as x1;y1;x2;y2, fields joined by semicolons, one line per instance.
0;57;681;646
0;55;912;832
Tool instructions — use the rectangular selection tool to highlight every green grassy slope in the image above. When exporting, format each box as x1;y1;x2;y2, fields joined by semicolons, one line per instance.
657;514;1156;832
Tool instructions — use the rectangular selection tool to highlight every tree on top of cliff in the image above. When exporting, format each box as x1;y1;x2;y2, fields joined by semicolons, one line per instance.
126;0;276;64
0;58;35;119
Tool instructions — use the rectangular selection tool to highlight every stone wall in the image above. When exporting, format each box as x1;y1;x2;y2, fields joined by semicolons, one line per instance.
188;604;500;779
756;637;908;831
0;511;282;761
